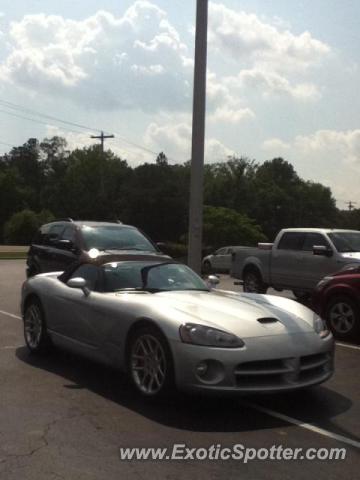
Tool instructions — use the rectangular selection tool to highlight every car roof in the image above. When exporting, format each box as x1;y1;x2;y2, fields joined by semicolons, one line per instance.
45;220;135;229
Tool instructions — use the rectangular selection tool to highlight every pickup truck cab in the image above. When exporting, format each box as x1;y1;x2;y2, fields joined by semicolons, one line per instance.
231;228;360;296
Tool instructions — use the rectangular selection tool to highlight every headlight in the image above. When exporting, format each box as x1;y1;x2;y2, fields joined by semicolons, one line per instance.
313;316;330;338
179;323;245;348
316;276;333;289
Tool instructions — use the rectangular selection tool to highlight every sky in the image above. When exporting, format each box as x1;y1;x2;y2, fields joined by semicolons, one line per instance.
0;0;360;208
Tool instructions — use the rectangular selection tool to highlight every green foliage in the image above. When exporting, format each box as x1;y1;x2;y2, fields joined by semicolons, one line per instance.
203;206;266;249
0;136;351;249
4;209;54;245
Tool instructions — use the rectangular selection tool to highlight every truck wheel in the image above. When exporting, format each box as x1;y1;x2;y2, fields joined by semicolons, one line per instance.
243;270;267;294
325;295;360;340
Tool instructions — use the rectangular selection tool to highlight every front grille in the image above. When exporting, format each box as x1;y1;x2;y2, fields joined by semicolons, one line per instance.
234;352;331;390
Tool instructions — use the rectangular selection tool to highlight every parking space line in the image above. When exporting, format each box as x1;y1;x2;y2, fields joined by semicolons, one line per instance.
242;400;360;449
336;342;360;351
0;309;21;320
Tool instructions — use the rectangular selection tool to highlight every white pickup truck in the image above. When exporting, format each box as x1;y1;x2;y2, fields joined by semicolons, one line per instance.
231;228;360;297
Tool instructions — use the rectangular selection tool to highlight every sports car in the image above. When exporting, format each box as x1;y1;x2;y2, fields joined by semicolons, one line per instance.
21;254;334;398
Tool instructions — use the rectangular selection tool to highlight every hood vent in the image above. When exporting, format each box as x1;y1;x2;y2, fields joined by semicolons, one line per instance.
257;317;279;324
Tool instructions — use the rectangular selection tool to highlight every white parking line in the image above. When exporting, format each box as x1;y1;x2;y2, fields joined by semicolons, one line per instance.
0;309;21;320
336;342;360;351
242;401;360;449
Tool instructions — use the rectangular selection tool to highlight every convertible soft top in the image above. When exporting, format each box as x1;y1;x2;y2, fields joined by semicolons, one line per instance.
59;251;174;282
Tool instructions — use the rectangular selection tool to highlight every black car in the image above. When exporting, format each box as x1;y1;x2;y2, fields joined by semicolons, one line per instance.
26;219;164;277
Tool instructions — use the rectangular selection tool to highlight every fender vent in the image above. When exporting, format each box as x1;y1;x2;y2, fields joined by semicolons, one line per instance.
257;317;279;324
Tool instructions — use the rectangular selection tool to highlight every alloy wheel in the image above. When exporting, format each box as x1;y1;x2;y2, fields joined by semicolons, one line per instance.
329;302;356;334
130;334;167;395
24;304;43;349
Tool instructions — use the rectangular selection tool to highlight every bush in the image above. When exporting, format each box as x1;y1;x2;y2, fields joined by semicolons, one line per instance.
4;209;54;245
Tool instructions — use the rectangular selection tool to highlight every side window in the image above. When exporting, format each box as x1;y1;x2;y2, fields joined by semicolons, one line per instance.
278;233;305;251
216;248;226;255
34;225;51;245
61;226;77;244
302;233;330;251
48;224;65;244
70;264;100;291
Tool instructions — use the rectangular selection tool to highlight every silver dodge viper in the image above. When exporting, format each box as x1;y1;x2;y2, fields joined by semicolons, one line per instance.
21;254;334;398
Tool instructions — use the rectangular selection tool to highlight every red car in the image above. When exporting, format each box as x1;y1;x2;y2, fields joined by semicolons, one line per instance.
312;266;360;341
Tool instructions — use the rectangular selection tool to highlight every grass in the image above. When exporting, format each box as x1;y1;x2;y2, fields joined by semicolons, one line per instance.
0;251;27;260
0;246;28;260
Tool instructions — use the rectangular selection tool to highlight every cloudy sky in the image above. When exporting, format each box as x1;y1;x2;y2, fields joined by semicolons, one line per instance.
0;0;359;207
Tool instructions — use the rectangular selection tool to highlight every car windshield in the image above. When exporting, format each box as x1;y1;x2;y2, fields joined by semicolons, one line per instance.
102;261;209;293
328;232;360;253
81;225;156;252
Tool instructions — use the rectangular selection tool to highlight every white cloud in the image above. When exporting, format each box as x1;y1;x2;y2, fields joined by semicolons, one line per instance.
208;2;330;73
262;138;290;152
144;120;234;163
230;69;321;100
209;105;255;124
0;2;192;112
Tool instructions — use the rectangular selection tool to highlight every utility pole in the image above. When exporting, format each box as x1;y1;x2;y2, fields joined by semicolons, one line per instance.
187;0;208;274
346;201;357;211
90;131;114;195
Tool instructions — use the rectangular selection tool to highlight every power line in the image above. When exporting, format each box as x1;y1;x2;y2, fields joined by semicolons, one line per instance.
0;99;167;160
0;99;102;135
346;200;357;211
0;140;16;149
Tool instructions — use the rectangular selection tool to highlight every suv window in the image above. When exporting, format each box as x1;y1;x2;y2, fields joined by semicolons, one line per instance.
70;264;100;291
278;232;305;250
47;224;65;245
216;248;227;255
302;233;330;251
80;225;156;252
61;226;77;244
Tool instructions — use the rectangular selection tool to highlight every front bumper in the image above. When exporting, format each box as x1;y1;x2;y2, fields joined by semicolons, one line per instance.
170;332;334;394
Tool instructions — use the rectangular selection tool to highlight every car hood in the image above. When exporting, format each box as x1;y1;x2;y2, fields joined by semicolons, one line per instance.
150;290;317;338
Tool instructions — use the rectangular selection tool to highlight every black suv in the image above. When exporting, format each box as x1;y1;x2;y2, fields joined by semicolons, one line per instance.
27;219;163;277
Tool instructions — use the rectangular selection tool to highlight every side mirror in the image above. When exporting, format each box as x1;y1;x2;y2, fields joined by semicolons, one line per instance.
67;277;90;296
207;275;220;288
313;245;333;257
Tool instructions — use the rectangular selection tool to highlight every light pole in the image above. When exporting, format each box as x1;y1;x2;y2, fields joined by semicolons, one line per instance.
187;0;208;273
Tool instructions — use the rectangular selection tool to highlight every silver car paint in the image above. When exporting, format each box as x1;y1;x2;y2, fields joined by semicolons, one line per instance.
21;272;334;393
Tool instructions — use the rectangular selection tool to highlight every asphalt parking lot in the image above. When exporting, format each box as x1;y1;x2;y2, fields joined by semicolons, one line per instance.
0;260;359;479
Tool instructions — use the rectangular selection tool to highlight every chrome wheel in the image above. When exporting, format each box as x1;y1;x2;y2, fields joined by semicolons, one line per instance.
24;304;43;349
130;334;167;395
329;302;356;334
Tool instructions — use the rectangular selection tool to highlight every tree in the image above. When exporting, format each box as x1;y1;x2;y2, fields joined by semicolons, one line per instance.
203;205;266;249
4;209;54;245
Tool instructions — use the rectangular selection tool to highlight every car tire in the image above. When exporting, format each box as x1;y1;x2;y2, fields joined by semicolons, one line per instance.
27;263;40;278
243;270;268;294
128;325;175;399
202;261;212;274
23;298;52;354
325;295;360;340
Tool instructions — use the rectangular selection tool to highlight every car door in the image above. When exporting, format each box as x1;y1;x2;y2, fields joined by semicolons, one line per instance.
51;225;79;271
297;233;338;288
271;232;306;288
50;264;124;348
46;224;66;271
212;248;227;271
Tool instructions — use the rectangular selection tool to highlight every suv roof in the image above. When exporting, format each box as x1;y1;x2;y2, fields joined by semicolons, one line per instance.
45;221;132;228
